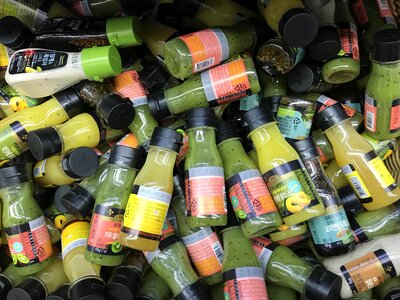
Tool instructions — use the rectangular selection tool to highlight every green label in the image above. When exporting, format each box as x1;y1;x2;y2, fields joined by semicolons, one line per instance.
239;94;260;111
276;106;313;140
0;121;28;160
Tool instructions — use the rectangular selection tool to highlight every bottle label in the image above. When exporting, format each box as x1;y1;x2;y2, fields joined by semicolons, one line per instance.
337;22;360;61
122;185;171;240
61;220;89;258
181;227;223;277
340;249;397;294
113;70;148;107
87;205;125;256
276;105;313;140
63;0;93;17
8;50;69;74
342;164;372;203
376;0;397;26
226;169;278;223
43;206;70;230
0;85;39;113
0;121;28;159
390;99;400;132
308;207;354;245
5;216;53;267
316;145;329;164
351;0;369;27
180;28;229;73
262;160;320;218
185;166;227;217
201;59;251;107
116;133;138;149
365;151;397;192
317;95;356;117
361;132;397;160
223;267;268;300
240;94;260;111
251;237;279;273
347;215;369;244
364;93;377;132
277;233;309;246
33;159;47;178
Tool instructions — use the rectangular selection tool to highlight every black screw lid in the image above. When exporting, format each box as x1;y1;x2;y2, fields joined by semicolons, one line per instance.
108;145;140;169
46;283;70;300
138;57;171;93
383;289;400;300
260;96;282;116
149;127;183;153
174;281;212;300
61;185;95;219
0;164;29;189
371;28;400;62
61;147;99;179
287;61;321;93
97;93;135;130
54;185;72;214
174;0;203;18
0;16;34;50
106;266;142;300
7;278;47;300
185;108;216;129
292;137;319;161
339;185;364;216
0;274;13;299
68;278;106;300
278;8;318;48
304;266;342;300
27;127;62;160
241;105;275;133
315;102;349;131
53;88;83;119
216;122;239;144
147;90;171;121
307;25;342;62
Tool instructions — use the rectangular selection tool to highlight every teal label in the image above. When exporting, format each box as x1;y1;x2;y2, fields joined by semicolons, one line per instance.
240;94;259;111
276;106;313;140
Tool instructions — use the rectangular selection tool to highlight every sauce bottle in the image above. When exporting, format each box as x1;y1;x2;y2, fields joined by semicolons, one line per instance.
147;57;260;120
7;258;68;299
85;145;140;266
251;236;342;299
217;122;282;237
259;73;286;115
0;88;82;161
374;275;400;300
184;108;227;228
171;173;224;286
5;46;122;98
361;133;399;161
322;232;400;298
0;264;26;299
135;268;173;300
315;103;400;210
61;218;105;300
364;29;400;140
257;0;318;47
242;106;325;226
293;138;355;257
119;127;183;251
64;0;137;19
0;164;54;276
312;129;335;164
269;223;310;246
33;147;99;188
325;158;350;190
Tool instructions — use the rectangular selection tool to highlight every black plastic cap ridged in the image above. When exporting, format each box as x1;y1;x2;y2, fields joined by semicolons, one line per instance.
174;281;211;300
175;0;203;18
339;185;364;216
106;266;142;300
371;28;400;62
173;172;185;198
279;8;318;48
54;185;72;214
287;61;321;93
69;278;106;300
185;108;216;129
304;266;342;300
149;127;183;153
109;145;140;169
0;164;29;189
61;147;99;179
53;88;83;119
216;122;239;144
147;90;171;121
0;16;34;50
98;93;135;130
7;278;47;300
61;185;95;219
315;103;349;131
307;25;341;62
46;284;70;300
0;275;13;299
260;96;282;116
383;289;400;300
241;105;275;133
292;138;319;161
27;127;62;160
138;57;171;93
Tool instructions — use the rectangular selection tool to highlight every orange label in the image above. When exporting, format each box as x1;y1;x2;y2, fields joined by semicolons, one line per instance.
351;0;369;26
376;0;397;25
201;59;251;106
365;94;377;132
316;146;328;164
390;100;400;132
338;23;359;61
116;133;138;148
277;234;309;246
185;166;227;217
113;70;148;107
317;95;356;117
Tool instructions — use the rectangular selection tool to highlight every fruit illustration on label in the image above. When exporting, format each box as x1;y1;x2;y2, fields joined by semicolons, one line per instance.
9;96;28;111
337;229;353;244
16;254;29;264
286;192;311;214
111;241;122;253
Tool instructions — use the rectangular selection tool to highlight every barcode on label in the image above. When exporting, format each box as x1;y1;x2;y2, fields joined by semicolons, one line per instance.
212;241;224;264
349;176;368;198
366;111;375;131
195;58;215;72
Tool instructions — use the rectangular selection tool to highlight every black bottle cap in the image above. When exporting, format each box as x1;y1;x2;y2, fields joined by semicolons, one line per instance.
97;93;135;130
53;88;83;119
7;278;47;300
383;289;400;300
61;185;95;219
61;147;99;179
174;281;211;300
108;145;140;169
46;283;70;300
27;127;62;160
106;266;142;300
216;122;239;144
287;61;321;93
241;105;275;133
54;185;72;214
371;28;400;62
278;8;318;48
260;96;281;116
0;16;34;50
0;164;29;189
304;266;342;300
307;25;342;62
173;172;185;198
0;274;13;299
242;136;256;153
185;108;216;129
315;103;349;131
138;57;171;93
149;127;183;153
174;0;203;18
339;185;365;216
147;90;171;121
69;278;106;300
292;137;319;161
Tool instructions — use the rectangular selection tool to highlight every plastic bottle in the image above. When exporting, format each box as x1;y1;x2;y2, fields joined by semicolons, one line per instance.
269;223;309;246
135;268;172;300
312;129;335;164
0;264;26;299
374;275;400;300
259;72;286;115
46;283;70;300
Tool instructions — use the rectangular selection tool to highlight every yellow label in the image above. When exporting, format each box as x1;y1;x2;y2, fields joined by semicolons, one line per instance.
0;45;9;69
368;157;396;188
343;165;371;199
61;221;89;253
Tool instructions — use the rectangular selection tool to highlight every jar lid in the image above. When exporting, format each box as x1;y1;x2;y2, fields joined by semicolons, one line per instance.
149;127;183;153
106;266;141;300
307;25;341;62
98;93;135;130
61;147;99;179
0;16;34;50
106;16;143;48
216;122;240;144
371;28;400;62
185;108;217;129
315;103;349;131
27;127;62;160
69;278;106;300
109;145;140;169
292;137;319;161
287;61;321;93
242;105;275;133
7;278;47;300
0;164;29;189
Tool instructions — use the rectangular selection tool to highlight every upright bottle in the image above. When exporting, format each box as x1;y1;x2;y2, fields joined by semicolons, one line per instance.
184;108;227;228
217;122;282;237
315;103;400;210
293;138;355;256
0;164;54;276
85;145;140;266
242;106;325;226
364;29;400;140
119;127;183;251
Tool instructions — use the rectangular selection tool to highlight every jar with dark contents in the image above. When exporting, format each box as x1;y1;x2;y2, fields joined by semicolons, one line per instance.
74;80;113;108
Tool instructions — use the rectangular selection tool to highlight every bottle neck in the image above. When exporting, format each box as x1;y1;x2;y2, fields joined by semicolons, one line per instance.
0;181;34;207
186;127;220;165
324;119;354;145
249;122;284;151
141;146;177;173
371;60;400;75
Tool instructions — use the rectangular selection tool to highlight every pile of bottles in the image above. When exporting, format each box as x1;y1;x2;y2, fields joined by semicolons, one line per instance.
0;0;400;299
